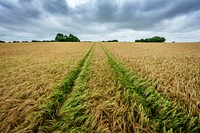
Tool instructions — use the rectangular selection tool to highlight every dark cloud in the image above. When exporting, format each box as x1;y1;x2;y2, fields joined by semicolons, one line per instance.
0;0;200;42
94;0;119;22
42;0;68;15
0;0;42;31
83;0;200;30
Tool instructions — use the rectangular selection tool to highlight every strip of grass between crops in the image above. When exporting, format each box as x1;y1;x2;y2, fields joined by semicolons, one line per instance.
16;44;95;132
102;45;200;133
85;44;154;132
51;43;94;132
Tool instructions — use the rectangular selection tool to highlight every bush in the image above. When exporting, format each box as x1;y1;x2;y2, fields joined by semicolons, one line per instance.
32;40;41;42
135;36;166;42
108;40;118;42
42;40;55;42
13;41;20;43
55;33;80;42
0;40;5;43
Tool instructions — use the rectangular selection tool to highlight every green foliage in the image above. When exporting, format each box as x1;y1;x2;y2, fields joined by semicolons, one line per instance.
22;41;29;43
32;40;42;42
68;34;80;42
135;36;166;42
13;41;20;43
108;40;118;42
0;40;5;43
54;45;93;132
32;40;55;42
55;33;65;42
55;33;80;42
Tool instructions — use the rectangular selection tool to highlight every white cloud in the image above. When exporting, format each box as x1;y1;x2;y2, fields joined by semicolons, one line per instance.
0;0;200;42
66;0;90;8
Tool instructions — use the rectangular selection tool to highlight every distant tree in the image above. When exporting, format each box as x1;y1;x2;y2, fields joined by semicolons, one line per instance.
68;34;80;42
151;36;166;42
55;33;80;42
32;40;41;42
64;35;69;42
0;40;5;43
108;40;118;42
55;33;66;42
22;41;29;43
144;38;150;42
42;40;50;42
135;36;166;42
13;41;20;43
68;34;75;42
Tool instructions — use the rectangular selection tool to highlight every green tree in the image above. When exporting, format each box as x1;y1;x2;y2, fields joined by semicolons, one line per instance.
55;33;80;42
0;40;5;43
68;34;80;42
64;35;69;42
108;40;118;42
55;33;65;42
135;36;166;42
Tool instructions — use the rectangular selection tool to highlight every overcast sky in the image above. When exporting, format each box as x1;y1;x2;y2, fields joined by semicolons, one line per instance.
0;0;200;42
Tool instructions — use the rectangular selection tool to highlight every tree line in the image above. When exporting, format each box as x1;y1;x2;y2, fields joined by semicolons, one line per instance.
135;36;166;42
1;33;81;43
1;35;168;43
32;33;80;42
0;40;5;43
55;33;80;42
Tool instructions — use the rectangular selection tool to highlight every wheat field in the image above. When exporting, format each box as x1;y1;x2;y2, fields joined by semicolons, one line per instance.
0;42;93;132
0;42;199;132
103;42;200;115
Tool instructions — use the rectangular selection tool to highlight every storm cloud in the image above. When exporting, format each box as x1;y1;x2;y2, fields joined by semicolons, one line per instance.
0;0;200;42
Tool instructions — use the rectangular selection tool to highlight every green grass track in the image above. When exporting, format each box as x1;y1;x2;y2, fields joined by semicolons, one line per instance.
102;45;200;133
23;44;95;132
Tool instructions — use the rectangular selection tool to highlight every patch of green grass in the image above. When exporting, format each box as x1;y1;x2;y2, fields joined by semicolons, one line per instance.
52;44;94;132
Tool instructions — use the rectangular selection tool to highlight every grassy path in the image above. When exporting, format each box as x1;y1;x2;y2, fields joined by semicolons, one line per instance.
102;45;200;132
52;44;94;132
85;44;154;132
16;44;95;132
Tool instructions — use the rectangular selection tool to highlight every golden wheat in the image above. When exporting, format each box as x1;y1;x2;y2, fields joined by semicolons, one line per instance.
103;42;200;115
86;44;154;132
0;42;199;132
0;42;93;132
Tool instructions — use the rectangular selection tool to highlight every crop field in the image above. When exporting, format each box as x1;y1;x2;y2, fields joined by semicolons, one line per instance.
0;42;93;132
0;42;200;132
